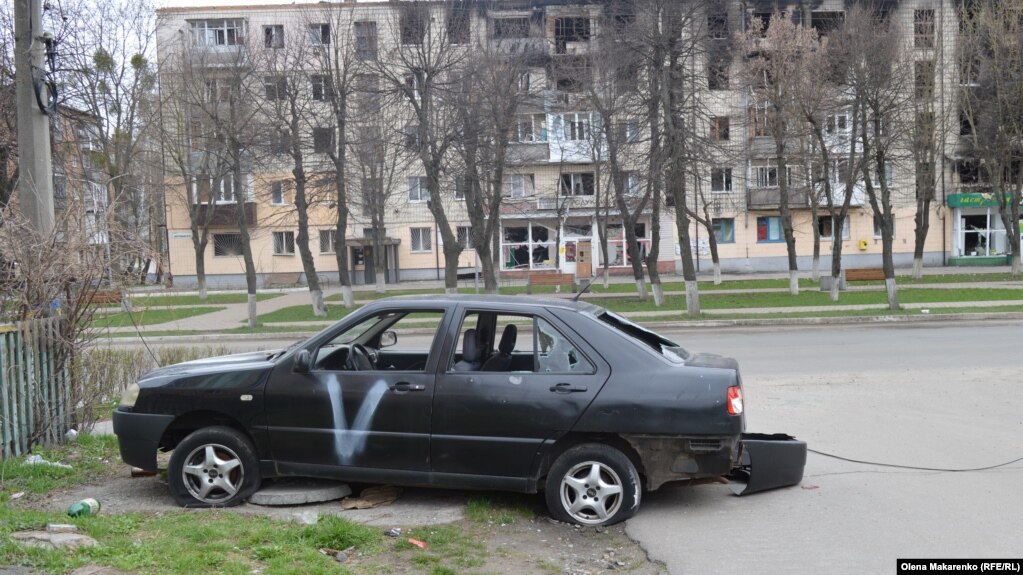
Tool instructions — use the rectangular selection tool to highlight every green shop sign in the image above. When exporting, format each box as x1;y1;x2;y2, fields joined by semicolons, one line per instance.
946;193;1013;208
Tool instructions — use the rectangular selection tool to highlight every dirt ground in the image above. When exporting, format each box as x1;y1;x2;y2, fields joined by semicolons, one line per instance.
13;461;666;575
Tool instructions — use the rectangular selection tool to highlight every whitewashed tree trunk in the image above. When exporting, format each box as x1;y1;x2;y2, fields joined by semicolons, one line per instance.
374;278;386;295
651;283;665;307
713;262;721;285
310;289;327;318
912;257;923;280
247;294;257;328
120;291;133;313
445;287;458;295
829;275;841;302
341;285;355;307
685;280;700;316
788;271;799;295
1012;253;1021;276
198;280;208;301
811;256;820;281
603;273;609;289
635;278;647;300
885;277;899;311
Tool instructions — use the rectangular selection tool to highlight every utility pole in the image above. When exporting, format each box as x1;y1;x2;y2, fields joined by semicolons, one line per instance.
14;0;55;237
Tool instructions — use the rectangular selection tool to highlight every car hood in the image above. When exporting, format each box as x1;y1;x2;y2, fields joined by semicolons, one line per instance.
140;350;281;381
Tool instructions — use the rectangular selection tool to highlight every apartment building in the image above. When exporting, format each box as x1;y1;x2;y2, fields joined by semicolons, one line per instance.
155;0;1016;289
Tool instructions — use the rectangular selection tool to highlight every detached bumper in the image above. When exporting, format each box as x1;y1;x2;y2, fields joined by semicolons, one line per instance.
728;433;807;496
112;408;175;471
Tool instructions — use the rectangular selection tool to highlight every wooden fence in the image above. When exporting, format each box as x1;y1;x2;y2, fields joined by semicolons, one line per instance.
0;318;73;460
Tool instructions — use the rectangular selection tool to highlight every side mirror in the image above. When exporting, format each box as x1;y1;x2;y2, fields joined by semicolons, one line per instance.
379;330;397;348
292;349;312;373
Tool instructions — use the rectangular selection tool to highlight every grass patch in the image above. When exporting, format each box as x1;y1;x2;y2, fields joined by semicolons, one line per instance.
0;508;383;575
0;435;120;503
91;307;226;329
124;293;283;307
465;494;535;525
257;305;357;324
392;524;487;571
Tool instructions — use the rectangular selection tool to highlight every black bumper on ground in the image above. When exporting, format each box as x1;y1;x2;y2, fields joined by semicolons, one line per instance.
112;408;175;471
728;433;808;496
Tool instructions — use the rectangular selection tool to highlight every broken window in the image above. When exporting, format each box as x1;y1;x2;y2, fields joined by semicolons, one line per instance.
914;10;935;48
810;11;844;37
493;17;530;39
401;5;428;45
554;17;590;54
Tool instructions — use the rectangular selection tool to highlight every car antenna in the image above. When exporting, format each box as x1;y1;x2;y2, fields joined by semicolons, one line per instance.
572;280;593;302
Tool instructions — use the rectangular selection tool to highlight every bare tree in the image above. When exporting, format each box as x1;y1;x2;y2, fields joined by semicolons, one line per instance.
375;1;465;293
740;11;817;296
256;27;328;317
959;0;1023;277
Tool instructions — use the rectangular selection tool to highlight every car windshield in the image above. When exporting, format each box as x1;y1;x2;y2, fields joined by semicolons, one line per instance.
596;311;689;364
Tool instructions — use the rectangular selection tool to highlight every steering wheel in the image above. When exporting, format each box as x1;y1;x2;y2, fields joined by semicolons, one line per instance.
345;343;375;371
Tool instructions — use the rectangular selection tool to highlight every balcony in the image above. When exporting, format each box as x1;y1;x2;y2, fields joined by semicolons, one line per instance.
748;187;809;210
190;201;257;226
507;143;549;163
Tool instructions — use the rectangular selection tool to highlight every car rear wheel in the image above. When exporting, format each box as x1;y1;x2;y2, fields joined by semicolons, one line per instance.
168;426;260;508
545;444;641;526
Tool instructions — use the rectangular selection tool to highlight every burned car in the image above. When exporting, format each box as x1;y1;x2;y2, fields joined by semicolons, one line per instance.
114;295;804;526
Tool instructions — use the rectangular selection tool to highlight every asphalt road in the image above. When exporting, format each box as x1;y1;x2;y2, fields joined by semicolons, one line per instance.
628;320;1023;575
103;320;1023;574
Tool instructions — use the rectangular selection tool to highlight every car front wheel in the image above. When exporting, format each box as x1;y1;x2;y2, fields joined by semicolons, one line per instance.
168;426;261;507
545;444;641;526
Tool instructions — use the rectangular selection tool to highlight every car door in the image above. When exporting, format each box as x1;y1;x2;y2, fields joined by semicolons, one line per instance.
264;307;449;473
431;308;609;479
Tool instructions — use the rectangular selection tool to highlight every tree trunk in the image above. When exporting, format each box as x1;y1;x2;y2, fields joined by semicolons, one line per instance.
651;282;665;307
912;199;930;280
342;284;356;306
443;244;460;294
912;257;923;280
789;271;799;295
294;174;327;318
684;280;700;316
195;250;207;300
713;261;721;285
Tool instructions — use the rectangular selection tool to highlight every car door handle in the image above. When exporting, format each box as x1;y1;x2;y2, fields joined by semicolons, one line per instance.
550;383;588;393
390;382;426;392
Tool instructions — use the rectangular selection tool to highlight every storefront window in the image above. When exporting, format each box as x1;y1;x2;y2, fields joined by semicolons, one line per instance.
501;222;556;270
605;223;650;267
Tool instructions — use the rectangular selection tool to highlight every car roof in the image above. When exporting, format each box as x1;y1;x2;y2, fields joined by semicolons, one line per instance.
365;294;607;316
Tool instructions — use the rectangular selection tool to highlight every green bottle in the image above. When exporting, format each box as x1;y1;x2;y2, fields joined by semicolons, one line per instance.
67;498;100;517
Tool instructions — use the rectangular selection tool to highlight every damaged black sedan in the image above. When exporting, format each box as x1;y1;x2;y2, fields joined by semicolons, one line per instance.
113;295;805;526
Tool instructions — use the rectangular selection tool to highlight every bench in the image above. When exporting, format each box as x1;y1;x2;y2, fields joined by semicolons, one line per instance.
844;268;885;282
526;272;577;294
88;289;122;305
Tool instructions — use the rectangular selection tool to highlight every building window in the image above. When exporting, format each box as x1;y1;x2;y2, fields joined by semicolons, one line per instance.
954;159;986;185
810;11;844;37
400;5;427;45
616;119;640;143
270;181;286;205
408;176;430;202
263;24;284;48
756;216;783;242
515;114;548;143
711;168;733;192
873;214;894;239
309;23;330;46
447;8;470;44
271;129;291;155
503;173;535;198
563;112;594;141
914;10;934;49
817;216;850;241
410;227;432;252
871;164;895;187
319;229;336;253
213;233;243;256
355;74;381;115
710;116;730;141
621;172;641;196
361;177;382;216
311;74;333;101
313;127;334;154
560;172;595;196
189;19;246;47
457;226;472;249
264;76;286;100
603;223;649;267
192;177;237;204
712;218;735;243
749;103;770;137
752;165;790;188
708;13;728;39
915;60;935;99
273;231;295;255
502;223;560;269
554;17;590;54
354;21;378;60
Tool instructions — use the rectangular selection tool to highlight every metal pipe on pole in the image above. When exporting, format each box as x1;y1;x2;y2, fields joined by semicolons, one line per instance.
14;0;55;237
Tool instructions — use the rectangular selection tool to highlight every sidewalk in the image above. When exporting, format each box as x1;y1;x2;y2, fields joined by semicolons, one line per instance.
95;266;1022;335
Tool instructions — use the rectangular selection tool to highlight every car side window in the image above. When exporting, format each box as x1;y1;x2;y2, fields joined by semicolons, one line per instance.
536;318;593;374
314;310;444;372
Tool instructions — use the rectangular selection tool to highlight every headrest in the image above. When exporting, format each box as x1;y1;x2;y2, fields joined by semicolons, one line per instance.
462;328;480;362
498;323;517;355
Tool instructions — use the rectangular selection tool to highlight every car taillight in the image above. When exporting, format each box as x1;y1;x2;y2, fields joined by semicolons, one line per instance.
727;386;743;415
